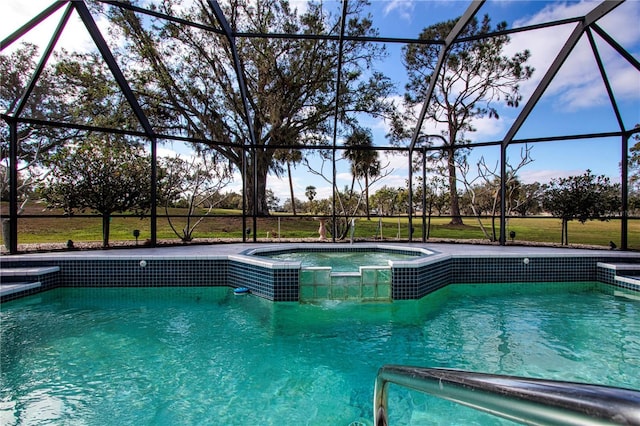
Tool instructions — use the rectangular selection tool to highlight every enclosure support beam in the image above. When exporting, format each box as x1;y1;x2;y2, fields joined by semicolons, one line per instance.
500;0;624;147
622;133;629;251
587;28;626;131
591;23;640;72
6;119;18;254
10;3;73;118
0;1;68;51
588;27;629;250
499;144;507;245
330;0;349;242
98;0;581;47
207;0;259;242
422;148;427;243
408;0;484;153
499;0;624;245
419;136;447;242
4;3;73;253
408;149;414;242
75;1;159;246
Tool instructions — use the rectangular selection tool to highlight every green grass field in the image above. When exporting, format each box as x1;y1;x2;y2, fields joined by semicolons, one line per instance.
3;203;639;250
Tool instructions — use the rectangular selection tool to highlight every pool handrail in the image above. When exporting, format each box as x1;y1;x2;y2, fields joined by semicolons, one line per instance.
374;365;640;426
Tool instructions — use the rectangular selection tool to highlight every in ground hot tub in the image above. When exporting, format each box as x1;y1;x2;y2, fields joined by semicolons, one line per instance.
239;244;435;302
254;247;426;272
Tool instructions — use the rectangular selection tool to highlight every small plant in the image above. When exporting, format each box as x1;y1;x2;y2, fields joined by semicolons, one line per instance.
158;155;232;242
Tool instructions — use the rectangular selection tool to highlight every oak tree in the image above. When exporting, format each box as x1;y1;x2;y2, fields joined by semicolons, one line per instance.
0;44;80;213
104;0;395;215
40;136;152;247
542;170;621;245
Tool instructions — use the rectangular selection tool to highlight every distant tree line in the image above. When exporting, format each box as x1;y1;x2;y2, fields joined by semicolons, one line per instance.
14;135;624;246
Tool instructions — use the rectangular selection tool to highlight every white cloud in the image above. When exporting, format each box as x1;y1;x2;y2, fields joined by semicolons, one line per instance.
266;174;292;200
468;115;508;140
384;1;639;142
519;168;582;185
514;0;640;46
0;0;108;55
336;171;353;184
520;168;623;186
381;151;407;171
157;146;181;158
369;172;406;192
383;0;415;21
598;2;640;46
513;1;595;27
288;1;310;16
313;185;334;200
507;0;640;111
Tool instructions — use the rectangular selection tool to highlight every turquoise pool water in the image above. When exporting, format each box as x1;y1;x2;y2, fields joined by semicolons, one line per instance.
1;283;638;425
260;250;422;272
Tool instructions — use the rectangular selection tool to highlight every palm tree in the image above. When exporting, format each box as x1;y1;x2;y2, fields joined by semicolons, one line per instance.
274;148;303;214
343;128;380;219
305;185;317;202
305;185;317;214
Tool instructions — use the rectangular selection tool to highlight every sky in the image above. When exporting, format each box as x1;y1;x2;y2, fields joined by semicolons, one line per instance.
2;0;640;204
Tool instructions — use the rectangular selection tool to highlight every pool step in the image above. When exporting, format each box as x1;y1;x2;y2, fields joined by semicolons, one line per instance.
614;275;640;290
0;281;42;297
597;262;640;294
0;266;60;301
598;262;640;275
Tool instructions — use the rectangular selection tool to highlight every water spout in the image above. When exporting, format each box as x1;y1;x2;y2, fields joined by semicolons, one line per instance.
350;218;355;244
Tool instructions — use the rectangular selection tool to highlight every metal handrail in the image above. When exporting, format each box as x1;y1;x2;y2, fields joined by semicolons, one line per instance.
374;366;640;426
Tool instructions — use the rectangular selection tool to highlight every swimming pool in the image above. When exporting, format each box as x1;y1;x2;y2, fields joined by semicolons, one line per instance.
1;282;638;425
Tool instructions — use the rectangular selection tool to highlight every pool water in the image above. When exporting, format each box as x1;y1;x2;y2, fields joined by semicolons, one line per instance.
1;283;638;425
261;250;422;272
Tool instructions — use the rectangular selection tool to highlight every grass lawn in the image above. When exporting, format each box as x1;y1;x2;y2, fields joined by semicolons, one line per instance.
354;216;638;248
2;203;638;250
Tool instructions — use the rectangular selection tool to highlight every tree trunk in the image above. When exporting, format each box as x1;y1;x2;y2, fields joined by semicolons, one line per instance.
468;194;492;241
287;161;296;215
102;213;110;247
246;152;271;216
2;218;10;250
447;150;463;225
365;174;371;219
491;188;500;242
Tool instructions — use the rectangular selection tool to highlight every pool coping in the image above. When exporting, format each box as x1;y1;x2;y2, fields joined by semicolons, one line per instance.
2;242;639;263
239;243;436;270
1;241;637;258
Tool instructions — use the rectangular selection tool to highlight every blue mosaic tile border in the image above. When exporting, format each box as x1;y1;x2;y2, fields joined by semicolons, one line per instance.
2;253;639;303
392;261;451;299
228;260;298;301
392;256;640;300
1;259;227;288
450;256;597;284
